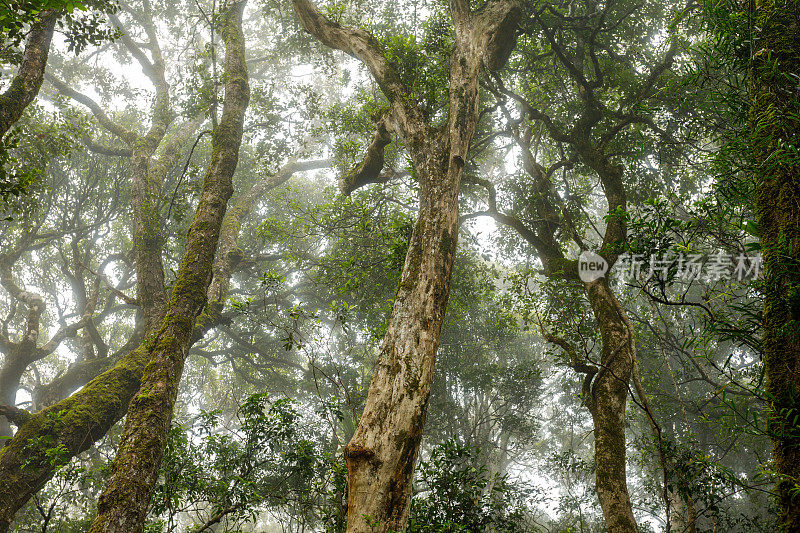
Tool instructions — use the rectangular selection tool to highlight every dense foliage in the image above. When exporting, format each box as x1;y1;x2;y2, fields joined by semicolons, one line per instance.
0;0;796;531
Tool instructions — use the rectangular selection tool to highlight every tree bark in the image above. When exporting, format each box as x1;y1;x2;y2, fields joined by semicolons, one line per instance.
0;115;321;533
290;1;520;531
87;2;249;530
750;0;800;529
0;11;58;138
0;4;250;531
0;342;150;532
343;157;460;532
584;278;638;533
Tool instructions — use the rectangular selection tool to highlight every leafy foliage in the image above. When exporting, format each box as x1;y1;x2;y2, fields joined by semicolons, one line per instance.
408;439;530;533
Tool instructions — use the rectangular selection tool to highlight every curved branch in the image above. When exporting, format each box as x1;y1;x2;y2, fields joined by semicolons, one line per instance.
340;116;391;195
45;74;136;144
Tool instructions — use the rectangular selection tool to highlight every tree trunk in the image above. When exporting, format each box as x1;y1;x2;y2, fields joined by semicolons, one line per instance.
287;0;521;526
668;487;697;533
344;155;460;532
0;4;249;531
287;0;521;528
0;342;150;532
584;278;638;533
0;11;58;137
751;0;800;529
0;344;36;438
87;2;249;530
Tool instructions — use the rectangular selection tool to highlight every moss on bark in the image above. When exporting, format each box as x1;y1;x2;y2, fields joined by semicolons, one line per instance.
87;2;250;530
751;0;800;528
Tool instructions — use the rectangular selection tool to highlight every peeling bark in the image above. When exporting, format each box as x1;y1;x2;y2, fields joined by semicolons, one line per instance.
291;1;521;531
344;171;459;531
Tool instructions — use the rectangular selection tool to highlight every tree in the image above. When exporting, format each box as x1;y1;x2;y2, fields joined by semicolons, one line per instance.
84;1;249;529
0;11;58;139
750;0;800;528
290;1;521;530
0;0;251;527
1;1;117;199
458;0;697;528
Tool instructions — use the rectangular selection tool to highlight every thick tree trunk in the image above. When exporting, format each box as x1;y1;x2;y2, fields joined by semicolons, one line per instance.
0;11;58;137
751;0;800;529
87;2;249;530
344;157;460;532
0;343;150;532
288;2;520;530
584;278;638;533
0;4;249;531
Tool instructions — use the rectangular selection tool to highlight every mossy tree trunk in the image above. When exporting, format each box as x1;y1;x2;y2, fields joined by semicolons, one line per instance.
290;1;521;531
0;2;252;531
0;11;58;138
0;102;318;533
584;278;638;533
750;0;800;529
342;151;460;532
0;342;152;532
86;2;249;530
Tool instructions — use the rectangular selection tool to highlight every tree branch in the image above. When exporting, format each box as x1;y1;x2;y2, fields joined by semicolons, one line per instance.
0;404;30;427
340;116;392;195
0;11;59;138
290;0;419;131
45;74;136;144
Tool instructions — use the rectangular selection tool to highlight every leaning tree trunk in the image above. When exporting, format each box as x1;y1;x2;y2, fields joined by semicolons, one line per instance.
87;2;249;531
750;0;800;529
0;11;58;137
0;53;257;533
0;343;152;532
584;278;638;533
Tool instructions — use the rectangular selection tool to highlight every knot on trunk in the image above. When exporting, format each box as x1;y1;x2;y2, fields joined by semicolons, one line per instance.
344;442;376;461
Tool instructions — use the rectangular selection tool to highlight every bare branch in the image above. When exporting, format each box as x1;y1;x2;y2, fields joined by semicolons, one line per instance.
45;74;137;144
81;137;133;157
77;261;138;306
108;13;157;79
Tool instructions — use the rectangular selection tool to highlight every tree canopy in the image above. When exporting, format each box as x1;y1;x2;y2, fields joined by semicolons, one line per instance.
0;0;797;532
